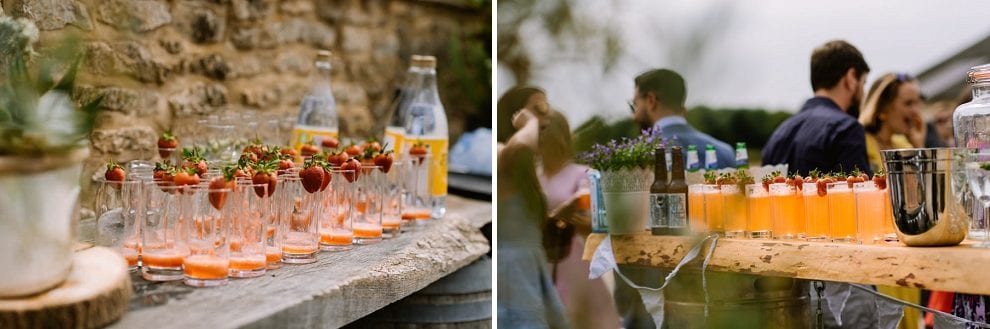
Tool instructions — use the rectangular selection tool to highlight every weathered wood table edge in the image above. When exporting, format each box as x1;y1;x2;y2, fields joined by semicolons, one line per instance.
109;195;491;329
582;232;990;295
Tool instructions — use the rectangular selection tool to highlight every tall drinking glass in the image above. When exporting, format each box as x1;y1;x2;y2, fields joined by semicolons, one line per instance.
803;182;830;242
354;165;385;244
141;183;190;281
828;182;857;242
687;184;706;233
965;153;990;248
769;183;797;239
94;178;143;270
703;184;723;234
382;161;404;238
403;154;432;222
721;184;746;238
183;185;231;287
230;180;268;278
278;174;319;264
320;169;355;251
854;181;886;244
746;184;771;239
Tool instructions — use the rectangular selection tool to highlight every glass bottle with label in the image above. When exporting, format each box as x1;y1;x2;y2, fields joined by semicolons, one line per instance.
384;55;428;157
953;63;990;240
735;142;749;169
292;50;339;150
588;169;607;233
404;56;449;219
668;146;689;235
650;147;669;235
686;145;700;172
704;144;718;170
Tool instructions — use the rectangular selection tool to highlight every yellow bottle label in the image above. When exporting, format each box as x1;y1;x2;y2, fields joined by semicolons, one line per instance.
413;137;447;196
384;127;405;158
291;125;338;150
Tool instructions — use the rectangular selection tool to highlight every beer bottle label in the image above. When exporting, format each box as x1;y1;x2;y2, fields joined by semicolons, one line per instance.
667;194;687;228
650;193;668;228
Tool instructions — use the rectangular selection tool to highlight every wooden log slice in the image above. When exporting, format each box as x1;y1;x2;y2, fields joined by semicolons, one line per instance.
0;246;132;329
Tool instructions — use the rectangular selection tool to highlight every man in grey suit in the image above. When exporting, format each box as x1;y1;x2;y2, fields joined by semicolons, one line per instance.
630;68;735;169
614;68;737;329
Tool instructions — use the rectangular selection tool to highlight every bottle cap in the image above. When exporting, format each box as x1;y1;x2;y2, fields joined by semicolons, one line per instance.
736;142;746;148
706;144;715;150
412;55;437;69
968;63;990;83
317;50;333;61
687;145;697;151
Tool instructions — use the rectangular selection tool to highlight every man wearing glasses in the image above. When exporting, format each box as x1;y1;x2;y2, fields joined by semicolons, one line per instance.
630;68;735;169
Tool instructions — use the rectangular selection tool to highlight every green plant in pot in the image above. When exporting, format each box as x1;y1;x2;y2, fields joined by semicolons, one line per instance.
578;128;663;235
0;17;102;298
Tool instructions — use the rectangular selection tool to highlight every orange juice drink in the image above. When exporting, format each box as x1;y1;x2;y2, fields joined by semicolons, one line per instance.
121;247;139;268
746;184;771;239
401;208;432;221
769;183;797;239
688;185;706;233
282;231;319;256
790;190;807;238
721;184;747;238
183;254;229;287
383;216;401;230
854;182;885;244
229;255;266;272
703;185;723;233
143;249;187;269
828;183;857;242
266;247;282;269
802;183;830;241
354;222;383;239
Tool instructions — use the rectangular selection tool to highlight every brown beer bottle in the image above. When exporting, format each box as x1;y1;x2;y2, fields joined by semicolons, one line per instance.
668;146;689;235
650;147;669;235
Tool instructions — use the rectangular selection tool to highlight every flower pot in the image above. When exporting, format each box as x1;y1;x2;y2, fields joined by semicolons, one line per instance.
0;148;88;297
600;167;653;235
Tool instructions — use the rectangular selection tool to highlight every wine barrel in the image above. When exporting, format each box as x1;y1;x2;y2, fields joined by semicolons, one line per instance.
347;256;492;328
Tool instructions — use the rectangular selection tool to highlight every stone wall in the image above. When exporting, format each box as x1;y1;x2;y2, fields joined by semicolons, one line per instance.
1;0;489;184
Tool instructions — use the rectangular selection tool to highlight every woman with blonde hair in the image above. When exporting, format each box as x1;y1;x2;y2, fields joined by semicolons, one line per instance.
858;72;927;171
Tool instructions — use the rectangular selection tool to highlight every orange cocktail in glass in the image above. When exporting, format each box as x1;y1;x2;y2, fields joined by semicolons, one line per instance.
183;254;229;286
721;184;747;238
746;184;771;239
828;182;857;242
769;183;797;239
803;183;830;241
854;182;885;244
703;185;723;233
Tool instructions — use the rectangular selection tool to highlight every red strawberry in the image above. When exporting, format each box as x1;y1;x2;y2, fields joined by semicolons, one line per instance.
345;144;363;157
208;174;233;210
816;178;829;197
299;164;324;194
846;175;864;189
873;170;887;190
105;160;126;184
327;151;348;167
791;175;803;190
157;131;178;158
301;143;320;157
364;141;382;153
321;137;339;149
173;168;201;187
341;158;361;183
373;152;394;173
181;147;208;175
277;159;294;174
772;175;786;184
280;147;298;158
252;163;278;198
409;142;428;165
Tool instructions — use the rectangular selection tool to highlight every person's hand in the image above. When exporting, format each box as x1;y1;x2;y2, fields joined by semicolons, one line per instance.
550;190;592;236
907;110;926;148
511;108;537;129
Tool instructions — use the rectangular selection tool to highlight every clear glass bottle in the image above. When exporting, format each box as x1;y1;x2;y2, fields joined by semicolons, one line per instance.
383;55;428;157
292;50;339;150
954;63;990;240
404;56;449;219
735;142;749;169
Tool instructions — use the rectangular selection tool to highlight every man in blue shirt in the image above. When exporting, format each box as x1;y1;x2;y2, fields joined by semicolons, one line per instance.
762;40;872;176
631;69;735;168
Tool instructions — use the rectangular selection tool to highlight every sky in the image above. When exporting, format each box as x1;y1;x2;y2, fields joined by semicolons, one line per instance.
496;0;990;127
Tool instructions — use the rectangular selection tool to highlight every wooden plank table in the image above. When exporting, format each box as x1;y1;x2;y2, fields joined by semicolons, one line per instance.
108;195;491;329
582;233;990;295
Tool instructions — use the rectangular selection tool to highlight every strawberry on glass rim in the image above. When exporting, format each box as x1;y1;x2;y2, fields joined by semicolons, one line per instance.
158;130;178;158
409;141;428;165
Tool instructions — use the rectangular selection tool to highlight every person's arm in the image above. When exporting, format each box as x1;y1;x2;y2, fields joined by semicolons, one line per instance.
503;108;543;151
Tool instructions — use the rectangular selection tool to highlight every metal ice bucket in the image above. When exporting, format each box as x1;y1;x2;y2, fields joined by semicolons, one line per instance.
881;148;970;246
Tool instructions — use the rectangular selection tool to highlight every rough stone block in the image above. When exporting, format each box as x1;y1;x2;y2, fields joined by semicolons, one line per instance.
339;25;372;53
74;84;161;116
241;87;280;108
90;126;157;155
317;0;382;26
230;56;265;79
194;53;231;80
279;0;313;16
159;38;184;55
84;41;172;84
274;52;311;75
230;25;276;50
230;0;272;21
11;0;92;30
168;82;228;115
271;19;335;49
96;0;171;32
173;2;225;44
